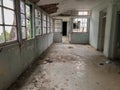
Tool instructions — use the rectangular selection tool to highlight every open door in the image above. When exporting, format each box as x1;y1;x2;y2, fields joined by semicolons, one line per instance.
53;19;62;43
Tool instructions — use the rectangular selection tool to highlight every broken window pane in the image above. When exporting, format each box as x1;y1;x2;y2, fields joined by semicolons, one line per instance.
4;9;16;25
0;7;2;24
73;18;88;32
21;27;26;39
20;0;25;14
5;26;17;42
3;0;14;9
0;26;5;43
21;14;26;26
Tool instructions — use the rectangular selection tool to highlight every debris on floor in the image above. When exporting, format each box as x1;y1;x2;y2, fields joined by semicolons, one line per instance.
8;43;120;90
99;63;104;66
68;46;74;49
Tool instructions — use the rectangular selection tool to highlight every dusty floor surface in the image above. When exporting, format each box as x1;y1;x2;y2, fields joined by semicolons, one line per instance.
8;43;120;90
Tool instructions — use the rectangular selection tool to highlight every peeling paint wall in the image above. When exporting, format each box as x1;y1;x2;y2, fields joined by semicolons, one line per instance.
0;33;53;90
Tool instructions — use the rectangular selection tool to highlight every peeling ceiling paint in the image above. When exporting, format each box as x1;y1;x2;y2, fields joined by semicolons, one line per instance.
37;0;111;16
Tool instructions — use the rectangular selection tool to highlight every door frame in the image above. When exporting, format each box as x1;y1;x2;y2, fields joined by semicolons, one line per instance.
97;10;107;51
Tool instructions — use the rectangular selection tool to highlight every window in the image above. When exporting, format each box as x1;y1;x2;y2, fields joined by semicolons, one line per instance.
50;18;53;33
26;3;34;40
20;0;26;39
73;18;88;33
35;9;41;36
54;20;62;32
47;16;50;33
78;11;89;16
0;0;17;44
42;13;47;34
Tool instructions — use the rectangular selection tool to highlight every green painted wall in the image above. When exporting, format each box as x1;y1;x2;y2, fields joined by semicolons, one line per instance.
0;33;53;90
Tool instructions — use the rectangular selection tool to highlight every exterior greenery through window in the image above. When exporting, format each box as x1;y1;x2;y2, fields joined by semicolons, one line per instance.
0;0;17;44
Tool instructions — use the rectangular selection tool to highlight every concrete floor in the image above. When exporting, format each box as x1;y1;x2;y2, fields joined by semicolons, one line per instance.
62;36;69;44
8;43;120;90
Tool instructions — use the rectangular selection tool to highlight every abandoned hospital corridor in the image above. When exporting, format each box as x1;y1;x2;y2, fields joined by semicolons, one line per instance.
1;0;120;90
8;43;120;90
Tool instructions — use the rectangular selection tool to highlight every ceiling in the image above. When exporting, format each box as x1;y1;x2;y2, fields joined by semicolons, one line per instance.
37;0;106;16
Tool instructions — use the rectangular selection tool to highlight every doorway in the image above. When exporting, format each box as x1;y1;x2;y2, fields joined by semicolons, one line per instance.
62;22;69;43
62;22;67;36
98;11;106;52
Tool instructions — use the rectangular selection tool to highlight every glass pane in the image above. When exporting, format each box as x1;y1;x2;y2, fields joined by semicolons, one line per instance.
21;27;26;39
4;9;16;25
26;19;31;39
43;13;46;21
43;27;46;34
36;26;40;35
43;21;46;28
20;1;25;14
3;0;14;9
73;18;88;32
5;26;17;42
35;9;41;18
35;9;37;17
0;26;5;43
35;18;41;26
0;7;2;24
26;5;30;19
21;14;26;26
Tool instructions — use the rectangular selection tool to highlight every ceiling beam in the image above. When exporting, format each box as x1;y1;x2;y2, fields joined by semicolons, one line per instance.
39;3;59;14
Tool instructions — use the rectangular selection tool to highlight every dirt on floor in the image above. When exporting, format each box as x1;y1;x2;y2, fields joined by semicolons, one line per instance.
8;43;120;90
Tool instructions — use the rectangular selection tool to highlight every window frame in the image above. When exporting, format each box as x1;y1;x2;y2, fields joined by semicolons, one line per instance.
78;10;91;16
0;0;18;46
42;12;47;35
34;7;42;36
20;0;27;40
72;17;89;33
50;17;53;33
54;19;62;33
25;2;34;40
47;15;50;34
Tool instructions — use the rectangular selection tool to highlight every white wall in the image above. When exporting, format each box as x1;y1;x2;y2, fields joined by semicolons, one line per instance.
90;1;108;48
90;1;120;58
103;3;113;57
